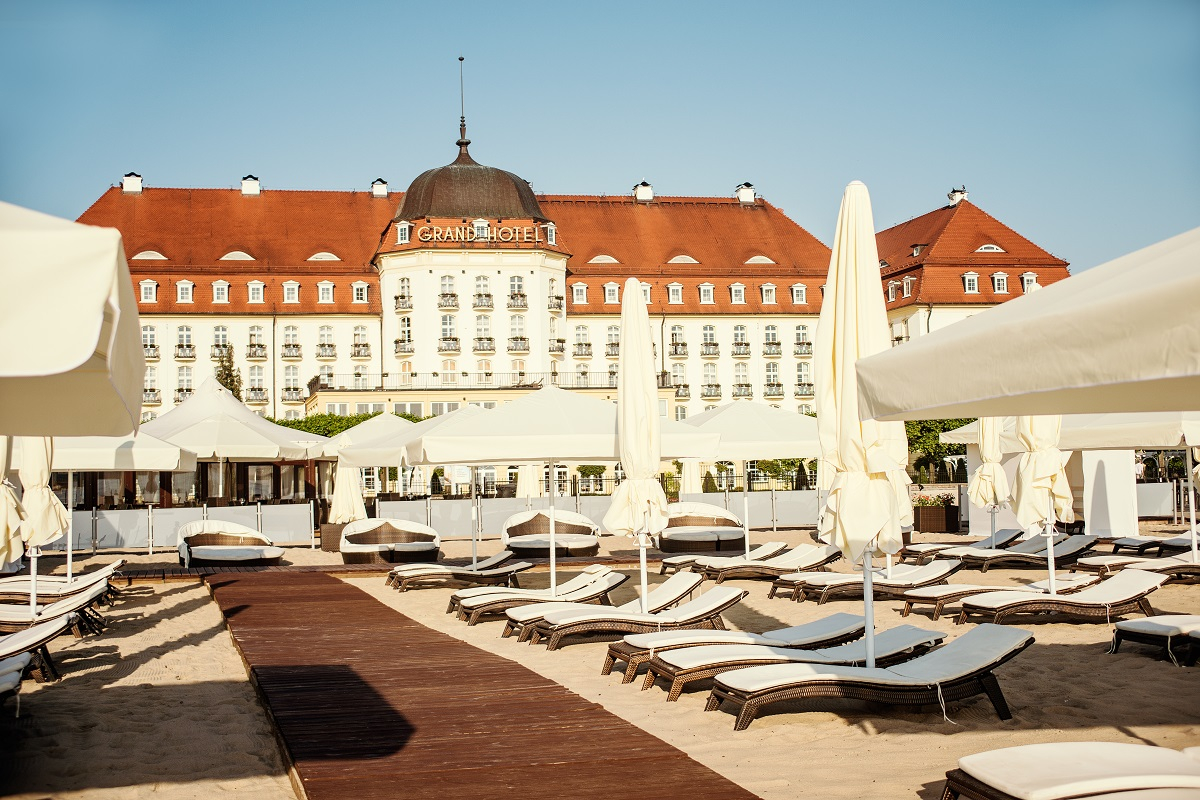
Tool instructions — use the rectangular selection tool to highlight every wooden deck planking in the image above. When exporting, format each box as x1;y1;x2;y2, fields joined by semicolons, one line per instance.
208;571;756;800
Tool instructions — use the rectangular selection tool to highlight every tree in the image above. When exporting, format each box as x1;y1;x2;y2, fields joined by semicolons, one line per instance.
268;410;424;438
702;470;717;493
904;418;974;471
214;348;242;400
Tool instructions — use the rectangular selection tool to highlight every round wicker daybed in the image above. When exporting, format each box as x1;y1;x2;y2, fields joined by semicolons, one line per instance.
177;520;286;568
655;502;745;553
500;509;602;558
340;518;441;565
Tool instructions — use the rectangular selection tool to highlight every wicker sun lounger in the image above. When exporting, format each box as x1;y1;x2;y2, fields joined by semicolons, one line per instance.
901;529;1022;565
900;573;1101;620
642;624;946;701
602;612;867;683
956;570;1169;625
528;585;748;651
1109;614;1200;666
959;535;1096;572
387;550;514;585
0;616;73;682
503;571;704;640
706;624;1034;731
940;741;1200;800
0;559;125;603
774;559;964;604
698;544;842;584
0;582;110;635
1125;554;1200;581
1110;535;1194;557
446;564;611;614
934;532;1066;563
456;571;630;626
659;541;788;576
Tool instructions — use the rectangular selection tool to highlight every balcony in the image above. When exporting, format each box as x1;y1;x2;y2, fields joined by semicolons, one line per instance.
173;388;193;403
306;369;673;396
473;337;496;353
143;344;159;360
507;292;528;310
317;343;337;359
733;383;753;398
674;384;690;399
142;389;161;405
245;388;269;404
437;293;458;309
281;344;302;359
351;343;371;358
573;342;592;358
210;343;232;360
437;337;460;353
547;295;564;311
700;342;720;358
701;383;722;399
605;342;620;358
507;336;530;354
763;342;782;357
473;293;493;309
246;343;267;360
794;382;815;398
732;342;751;358
764;382;785;398
174;344;195;360
668;342;688;358
794;341;813;356
281;388;305;403
394;294;412;311
394;339;414;355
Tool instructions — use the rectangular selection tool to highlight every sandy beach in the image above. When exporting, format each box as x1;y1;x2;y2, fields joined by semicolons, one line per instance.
3;524;1198;799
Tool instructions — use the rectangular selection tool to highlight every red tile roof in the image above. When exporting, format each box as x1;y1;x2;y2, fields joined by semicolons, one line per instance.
133;273;380;315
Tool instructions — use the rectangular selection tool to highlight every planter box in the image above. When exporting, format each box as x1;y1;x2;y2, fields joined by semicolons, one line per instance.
320;522;346;552
912;506;960;533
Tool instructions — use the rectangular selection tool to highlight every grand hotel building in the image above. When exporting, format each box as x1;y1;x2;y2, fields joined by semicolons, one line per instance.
78;129;1070;424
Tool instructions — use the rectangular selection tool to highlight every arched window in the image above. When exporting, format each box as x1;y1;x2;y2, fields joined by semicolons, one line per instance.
141;325;156;345
319;325;333;344
213;326;228;345
671;364;686;386
397;276;411;297
575;325;590;343
353;325;368;344
177;326;192;345
284;366;299;389
477;359;492;374
510;314;526;336
353;365;369;389
734;363;748;382
795;324;809;343
606;325;620;343
575;364;589;387
177;366;192;389
733;325;747;343
702;325;715;343
284;325;299;344
548;278;557;297
607;363;618;387
144;365;156;389
398;317;412;343
766;363;779;381
797;362;811;382
440;275;455;294
764;325;778;343
509;275;524;295
319;365;334;387
248;366;264;388
670;325;684;344
441;360;457;385
249;325;263;345
511;359;526;375
441;315;456;338
703;363;717;383
475;275;489;293
476;314;491;337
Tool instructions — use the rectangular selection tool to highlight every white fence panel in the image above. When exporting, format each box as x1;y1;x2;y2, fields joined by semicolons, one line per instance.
261;504;314;544
1136;483;1174;517
479;498;534;539
429;499;474;540
206;506;260;531
576;496;612;527
772;490;819;527
151;507;206;549
377;499;431;527
95;509;151;549
38;511;94;552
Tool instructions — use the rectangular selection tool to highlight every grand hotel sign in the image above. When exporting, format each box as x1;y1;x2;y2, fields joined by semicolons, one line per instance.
417;224;543;243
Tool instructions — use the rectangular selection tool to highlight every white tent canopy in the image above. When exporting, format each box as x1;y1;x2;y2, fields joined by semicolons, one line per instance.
308;412;414;459
337;406;486;468
6;432;198;472
142;378;322;461
856;227;1200;421
941;412;1200;452
684;401;821;460
0;201;145;437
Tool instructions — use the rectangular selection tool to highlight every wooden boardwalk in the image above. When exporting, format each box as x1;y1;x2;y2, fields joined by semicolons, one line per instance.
209;571;757;800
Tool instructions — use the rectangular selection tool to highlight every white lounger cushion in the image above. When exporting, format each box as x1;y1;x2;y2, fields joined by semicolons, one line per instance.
0;617;72;658
717;624;1032;693
784;561;957;588
1077;554;1154;569
0;560;124;588
392;552;513;575
506;533;598;549
1128;555;1200;572
957;742;1200;800
944;534;1065;559
0;671;19;695
660;527;744;542
0;653;32;675
451;565;609;601
622;613;866;652
656;626;944;671
188;545;285;562
506;572;702;623
543;586;744;627
1115;615;1200;638
751;545;839;569
908;530;1022;555
0;583;108;623
685;543;787;569
965;570;1168;611
458;572;625;610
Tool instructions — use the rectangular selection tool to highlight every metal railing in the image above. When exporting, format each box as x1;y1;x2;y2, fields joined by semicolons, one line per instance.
605;342;620;357
143;344;159;359
548;339;565;354
507;337;530;353
764;382;784;398
701;383;722;398
317;343;336;358
731;342;751;357
675;384;690;399
473;337;495;353
350;343;371;358
437;337;460;353
175;344;195;359
794;341;813;356
306;370;672;394
281;344;302;359
142;389;161;404
245;388;269;403
281;388;305;402
437;293;458;309
669;342;688;357
173;388;194;403
763;342;782;357
507;292;528;310
700;343;720;357
394;295;412;310
209;344;230;359
246;343;267;359
733;383;753;398
473;293;493;309
573;342;592;357
794;382;815;397
547;295;564;310
394;340;414;355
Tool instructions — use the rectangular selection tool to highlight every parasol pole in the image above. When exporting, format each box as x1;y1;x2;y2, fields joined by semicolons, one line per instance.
1045;493;1057;595
862;544;876;668
470;466;478;568
639;501;650;613
548;461;557;595
742;460;751;556
66;470;74;582
1186;446;1197;564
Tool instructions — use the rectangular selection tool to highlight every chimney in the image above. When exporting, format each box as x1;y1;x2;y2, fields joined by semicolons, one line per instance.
947;185;968;205
241;175;261;196
735;182;756;205
371;178;388;198
633;180;654;203
122;172;142;194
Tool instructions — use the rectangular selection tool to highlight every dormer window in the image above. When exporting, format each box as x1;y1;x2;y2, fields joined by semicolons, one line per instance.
791;284;806;304
545;223;556;246
572;283;588;304
641;283;651;304
307;251;340;262
962;272;980;294
352;281;369;303
667;283;683;304
212;280;229;304
318;281;334;304
248;281;265;303
1021;272;1039;293
911;244;926;257
887;281;899;302
139;280;158;303
132;250;168;260
283;281;300;304
761;284;776;304
219;250;255;261
396;221;411;245
730;283;745;304
604;283;619;304
699;283;714;304
588;254;619;264
992;272;1009;294
902;276;914;298
472;218;488;240
976;243;1005;253
176;281;193;303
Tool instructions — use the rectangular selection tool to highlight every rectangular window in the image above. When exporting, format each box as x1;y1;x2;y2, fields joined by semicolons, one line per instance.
1022;274;1038;292
674;406;687;421
731;286;745;304
604;284;619;304
353;285;368;303
393;402;423;417
396;223;410;244
248;283;264;303
325;403;348;416
284;284;299;303
140;282;157;302
993;274;1008;293
177;283;193;303
319;285;334;303
888;283;897;302
213;283;228;303
963;274;979;294
430;401;461;416
902;278;913;298
356;403;384;414
699;285;714;304
668;285;682;304
791;284;806;304
572;284;587;303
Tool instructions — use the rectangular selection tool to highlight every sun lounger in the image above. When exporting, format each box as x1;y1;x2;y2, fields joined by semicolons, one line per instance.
900;573;1101;620
601;612;868;683
0;670;19;709
774;560;964;604
698;544;842;584
528;585;748;651
656;502;746;553
503;571;704;640
0;582;110;635
0;617;73;682
1110;535;1193;557
178;520;285;568
501;509;602;558
940;741;1200;800
395;561;533;592
706;623;1034;730
659;541;788;576
934;532;1066;563
957;569;1168;625
1109;614;1200;666
455;571;630;626
387;550;513;584
901;529;1022;564
446;564;611;614
642;624;946;701
340;518;441;564
0;559;125;603
1125;554;1200;581
959;536;1096;572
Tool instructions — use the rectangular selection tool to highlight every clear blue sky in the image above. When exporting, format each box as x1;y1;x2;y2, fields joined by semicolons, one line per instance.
2;0;1196;271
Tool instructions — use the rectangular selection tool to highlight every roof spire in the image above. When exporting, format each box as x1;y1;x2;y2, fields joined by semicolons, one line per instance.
456;56;471;155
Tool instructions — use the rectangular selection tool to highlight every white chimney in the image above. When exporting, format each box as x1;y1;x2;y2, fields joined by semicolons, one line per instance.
947;185;968;205
735;182;755;205
122;172;142;194
371;178;388;198
241;175;261;196
633;180;654;203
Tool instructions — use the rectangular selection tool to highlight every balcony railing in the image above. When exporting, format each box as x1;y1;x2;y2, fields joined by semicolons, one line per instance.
794;341;813;356
245;388;269;404
143;344;159;360
674;384;690;399
437;293;458;309
547;295;564;311
473;293;493;309
173;388;193;403
210;344;232;359
394;339;414;355
317;343;337;358
794;382;815;398
174;344;195;359
246;343;267;359
507;336;530;354
764;382;784;398
437;337;460;353
573;342;592;357
605;342;620;357
700;343;720;357
281;388;305;403
351;343;371;358
473;336;496;353
548;338;565;354
733;383;753;398
732;342;751;357
394;294;412;311
281;344;302;359
306;370;672;395
701;383;722;398
668;342;688;357
507;292;528;310
142;389;161;404
763;342;782;357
